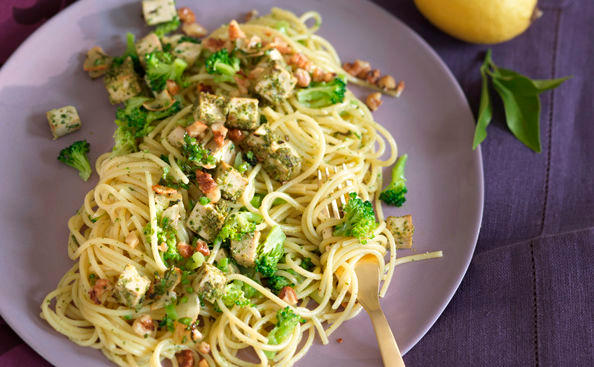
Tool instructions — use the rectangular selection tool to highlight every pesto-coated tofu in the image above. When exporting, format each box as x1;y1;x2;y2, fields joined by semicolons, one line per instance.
115;265;151;307
253;63;296;103
173;42;202;66
142;0;177;26
194;92;228;124
206;139;236;167
135;33;162;66
83;46;112;78
193;263;227;303
386;215;415;249
186;202;226;241
226;97;260;130
230;231;260;267
46;105;81;139
215;162;247;200
103;57;142;104
240;125;302;182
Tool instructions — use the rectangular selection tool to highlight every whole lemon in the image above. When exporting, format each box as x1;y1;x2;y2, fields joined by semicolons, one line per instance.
414;0;540;44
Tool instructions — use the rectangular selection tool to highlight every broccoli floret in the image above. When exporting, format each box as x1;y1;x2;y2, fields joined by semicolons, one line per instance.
265;274;293;293
57;140;92;181
255;226;286;277
113;32;142;74
145;51;188;92
379;154;408;207
113;97;182;155
265;307;304;359
205;49;240;82
215;211;263;245
300;257;314;271
222;280;250;308
181;134;216;168
333;192;378;243
152;215;181;266
154;16;180;37
296;76;346;108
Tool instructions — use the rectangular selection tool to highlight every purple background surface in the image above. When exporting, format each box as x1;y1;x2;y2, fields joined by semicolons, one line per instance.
0;0;592;366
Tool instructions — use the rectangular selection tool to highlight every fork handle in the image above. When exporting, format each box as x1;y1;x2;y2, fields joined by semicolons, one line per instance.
368;308;406;367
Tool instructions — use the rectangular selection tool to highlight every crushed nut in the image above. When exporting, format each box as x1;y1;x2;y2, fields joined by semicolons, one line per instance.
177;7;196;24
89;279;110;305
365;92;383;111
288;53;312;71
312;68;336;83
186;120;208;138
278;286;298;306
343;59;371;77
395;81;405;97
337;338;344;344
270;36;291;54
152;185;178;196
211;123;228;148
182;22;208;38
228;19;246;41
166;80;180;96
198;341;211;354
132;314;156;337
294;68;311;87
175;350;194;367
177;242;194;258
195;240;210;256
203;38;226;52
244;9;258;22
377;75;396;90
195;170;220;203
227;129;245;144
158;242;168;252
363;69;380;84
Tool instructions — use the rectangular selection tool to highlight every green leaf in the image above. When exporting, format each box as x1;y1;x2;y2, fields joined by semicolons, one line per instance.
490;76;542;152
472;53;494;150
531;76;572;92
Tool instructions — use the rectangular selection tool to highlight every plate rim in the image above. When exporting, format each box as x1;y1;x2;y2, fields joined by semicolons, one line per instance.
0;0;484;363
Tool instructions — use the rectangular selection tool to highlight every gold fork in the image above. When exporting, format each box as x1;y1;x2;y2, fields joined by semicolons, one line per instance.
316;167;405;367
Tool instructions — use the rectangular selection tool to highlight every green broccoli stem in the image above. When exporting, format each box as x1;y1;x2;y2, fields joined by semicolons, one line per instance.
391;154;408;184
71;153;92;181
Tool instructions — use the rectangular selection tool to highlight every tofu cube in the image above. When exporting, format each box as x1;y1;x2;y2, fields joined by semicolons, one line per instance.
253;63;296;103
230;231;260;267
193;263;227;303
194;92;228;125
216;162;247;200
240;125;302;182
173;42;202;66
103;57;142;104
135;33;162;66
207;139;236;167
142;0;177;26
83;46;112;78
115;265;151;307
46;105;81;139
386;215;415;249
186;202;226;241
225;97;260;130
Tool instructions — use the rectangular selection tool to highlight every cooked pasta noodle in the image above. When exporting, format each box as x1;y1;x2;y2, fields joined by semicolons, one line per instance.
41;7;442;367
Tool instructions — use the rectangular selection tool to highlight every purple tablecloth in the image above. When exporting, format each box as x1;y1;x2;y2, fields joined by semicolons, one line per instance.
1;0;592;366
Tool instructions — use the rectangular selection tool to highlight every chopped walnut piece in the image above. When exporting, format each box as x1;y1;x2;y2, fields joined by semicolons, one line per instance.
342;59;371;77
175;350;194;367
288;53;312;71
312;68;335;83
132;314;156;337
228;20;246;41
337;338;344;344
395;81;405;97
278;286;298;306
195;240;210;256
89;279;110;305
211;123;228;148
182;22;208;38
203;38;226;52
270;36;291;54
177;7;196;24
177;242;194;258
152;185;177;196
198;341;211;354
227;129;245;144
158;242;168;252
166;80;180;96
186;120;208;138
377;75;396;90
365;92;383;111
362;69;380;84
294;68;311;87
195;170;220;203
